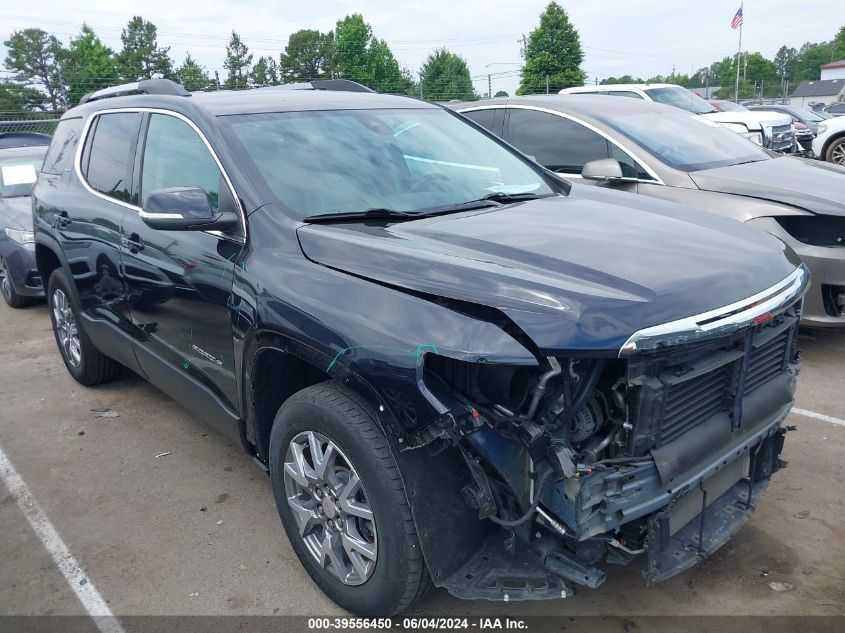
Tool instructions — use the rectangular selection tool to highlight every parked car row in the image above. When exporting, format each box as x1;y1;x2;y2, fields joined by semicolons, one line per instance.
0;132;50;307
453;95;845;327
4;77;844;617
558;84;798;153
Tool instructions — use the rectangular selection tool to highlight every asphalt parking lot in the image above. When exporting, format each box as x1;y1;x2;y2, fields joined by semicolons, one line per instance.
0;300;843;625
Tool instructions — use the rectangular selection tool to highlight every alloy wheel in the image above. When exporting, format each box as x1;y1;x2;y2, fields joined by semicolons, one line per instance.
283;431;378;586
831;142;845;166
52;288;81;367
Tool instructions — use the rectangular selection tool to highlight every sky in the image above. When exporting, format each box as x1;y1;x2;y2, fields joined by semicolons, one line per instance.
1;0;843;97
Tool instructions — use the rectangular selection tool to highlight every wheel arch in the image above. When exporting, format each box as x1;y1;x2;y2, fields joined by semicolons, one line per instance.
821;131;845;160
242;331;400;464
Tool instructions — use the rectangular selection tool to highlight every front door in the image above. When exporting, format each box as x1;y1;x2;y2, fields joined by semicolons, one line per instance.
119;111;244;412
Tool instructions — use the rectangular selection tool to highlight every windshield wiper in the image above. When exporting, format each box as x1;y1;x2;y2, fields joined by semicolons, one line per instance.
303;193;550;224
481;191;550;203
304;208;424;223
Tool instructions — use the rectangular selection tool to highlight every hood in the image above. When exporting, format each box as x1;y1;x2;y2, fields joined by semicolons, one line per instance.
296;186;799;354
702;111;791;129
0;195;34;230
690;156;845;217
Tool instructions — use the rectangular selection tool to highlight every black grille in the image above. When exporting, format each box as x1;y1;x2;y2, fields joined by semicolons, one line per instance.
660;366;730;445
744;328;789;394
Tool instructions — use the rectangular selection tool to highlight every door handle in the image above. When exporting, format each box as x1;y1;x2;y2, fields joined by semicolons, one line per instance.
121;233;145;253
57;211;72;228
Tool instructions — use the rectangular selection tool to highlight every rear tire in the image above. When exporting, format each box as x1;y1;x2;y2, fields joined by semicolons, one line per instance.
47;268;121;385
0;256;37;308
825;136;845;166
269;382;430;616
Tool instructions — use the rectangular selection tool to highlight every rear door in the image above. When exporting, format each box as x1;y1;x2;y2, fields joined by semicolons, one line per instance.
72;113;142;320
119;110;243;413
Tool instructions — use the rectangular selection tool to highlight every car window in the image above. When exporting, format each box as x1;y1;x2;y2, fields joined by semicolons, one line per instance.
603;105;771;171
608;144;653;180
507;108;609;174
461;109;496;131
83;113;142;203
42;117;83;175
608;91;644;99
0;150;46;197
222;108;553;219
141;114;222;212
643;87;716;114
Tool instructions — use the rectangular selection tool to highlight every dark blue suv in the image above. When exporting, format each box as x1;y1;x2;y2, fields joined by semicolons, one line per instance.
32;79;808;615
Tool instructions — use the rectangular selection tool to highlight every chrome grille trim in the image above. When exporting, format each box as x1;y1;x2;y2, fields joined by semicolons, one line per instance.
619;265;809;356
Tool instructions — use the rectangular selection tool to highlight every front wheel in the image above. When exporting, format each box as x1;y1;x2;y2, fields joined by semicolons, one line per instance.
826;136;845;166
269;382;430;616
47;269;121;385
0;256;37;308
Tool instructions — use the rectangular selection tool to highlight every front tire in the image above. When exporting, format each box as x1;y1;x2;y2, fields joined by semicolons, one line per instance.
269;382;430;616
825;136;845;166
0;255;37;308
47;269;121;385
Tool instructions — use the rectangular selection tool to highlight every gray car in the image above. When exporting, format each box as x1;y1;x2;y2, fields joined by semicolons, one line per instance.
453;96;845;327
0;133;50;307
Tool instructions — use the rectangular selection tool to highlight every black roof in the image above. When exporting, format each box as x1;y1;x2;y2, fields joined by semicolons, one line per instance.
67;86;437;120
790;79;844;98
0;132;52;149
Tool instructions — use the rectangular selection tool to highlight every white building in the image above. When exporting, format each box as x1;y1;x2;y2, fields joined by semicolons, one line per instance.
788;78;844;109
820;60;845;81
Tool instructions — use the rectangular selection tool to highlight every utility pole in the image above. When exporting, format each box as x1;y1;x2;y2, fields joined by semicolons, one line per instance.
546;75;550;94
56;63;68;110
518;35;528;58
671;64;675;84
488;74;492;98
419;71;423;99
215;70;221;91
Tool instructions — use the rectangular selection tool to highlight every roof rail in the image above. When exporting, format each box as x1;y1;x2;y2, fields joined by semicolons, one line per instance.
79;79;190;105
274;79;375;93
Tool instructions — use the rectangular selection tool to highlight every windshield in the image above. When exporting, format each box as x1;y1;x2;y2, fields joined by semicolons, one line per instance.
604;105;770;171
716;101;747;112
798;109;825;122
644;87;716;114
222;108;554;219
0;150;45;198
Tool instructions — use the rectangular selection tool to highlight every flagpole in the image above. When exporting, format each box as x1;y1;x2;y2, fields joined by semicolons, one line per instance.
734;1;743;102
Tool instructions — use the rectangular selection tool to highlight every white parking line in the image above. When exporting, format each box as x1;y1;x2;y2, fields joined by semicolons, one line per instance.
0;443;125;633
792;408;845;428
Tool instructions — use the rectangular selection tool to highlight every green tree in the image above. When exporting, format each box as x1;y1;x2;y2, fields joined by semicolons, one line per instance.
332;14;372;83
0;81;45;111
493;90;509;97
3;28;66;110
368;38;414;93
175;53;212;91
518;2;586;95
250;55;279;86
223;31;253;90
117;16;173;81
330;14;413;93
600;74;642;85
280;29;333;82
774;46;798;81
833;25;845;61
420;48;476;101
63;24;118;106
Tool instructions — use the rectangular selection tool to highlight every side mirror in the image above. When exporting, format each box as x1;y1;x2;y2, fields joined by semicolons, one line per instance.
581;158;625;181
141;187;237;231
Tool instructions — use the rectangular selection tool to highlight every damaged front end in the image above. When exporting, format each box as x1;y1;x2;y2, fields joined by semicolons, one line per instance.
401;267;807;601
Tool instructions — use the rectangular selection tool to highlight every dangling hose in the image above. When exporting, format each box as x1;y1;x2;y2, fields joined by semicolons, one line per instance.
488;468;554;527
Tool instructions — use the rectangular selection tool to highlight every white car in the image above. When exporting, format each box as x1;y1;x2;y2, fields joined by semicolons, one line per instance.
812;114;845;165
560;83;796;152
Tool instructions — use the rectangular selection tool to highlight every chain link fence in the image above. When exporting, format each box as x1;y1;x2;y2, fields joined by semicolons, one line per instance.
0;114;61;137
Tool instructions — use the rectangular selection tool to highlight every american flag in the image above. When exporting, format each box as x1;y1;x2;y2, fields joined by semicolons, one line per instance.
731;6;744;29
